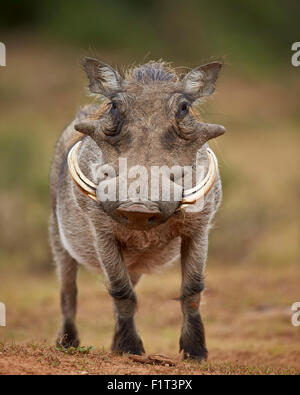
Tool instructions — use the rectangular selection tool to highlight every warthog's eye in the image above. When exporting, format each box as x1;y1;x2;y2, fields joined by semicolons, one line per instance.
103;101;123;138
110;101;119;116
177;102;190;119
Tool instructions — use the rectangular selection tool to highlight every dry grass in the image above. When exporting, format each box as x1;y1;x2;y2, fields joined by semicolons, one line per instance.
0;38;299;375
0;342;298;375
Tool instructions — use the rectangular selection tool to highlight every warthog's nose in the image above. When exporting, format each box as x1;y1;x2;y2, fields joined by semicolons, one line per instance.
116;204;163;229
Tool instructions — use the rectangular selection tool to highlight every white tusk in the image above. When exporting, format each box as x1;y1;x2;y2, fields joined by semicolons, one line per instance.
67;141;98;201
181;148;218;205
71;141;97;190
67;140;219;208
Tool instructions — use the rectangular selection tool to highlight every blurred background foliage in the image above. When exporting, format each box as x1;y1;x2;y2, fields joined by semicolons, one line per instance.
1;0;300;73
0;1;299;272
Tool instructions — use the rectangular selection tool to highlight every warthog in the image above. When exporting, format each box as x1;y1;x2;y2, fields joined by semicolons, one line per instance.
50;58;225;361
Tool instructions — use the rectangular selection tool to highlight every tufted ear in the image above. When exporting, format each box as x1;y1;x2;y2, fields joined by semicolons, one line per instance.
182;62;222;99
82;57;123;97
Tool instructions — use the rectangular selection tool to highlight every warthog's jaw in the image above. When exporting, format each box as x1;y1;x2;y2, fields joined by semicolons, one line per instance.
67;141;219;213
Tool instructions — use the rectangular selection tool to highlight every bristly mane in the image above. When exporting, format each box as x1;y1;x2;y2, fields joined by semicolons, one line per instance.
126;61;178;84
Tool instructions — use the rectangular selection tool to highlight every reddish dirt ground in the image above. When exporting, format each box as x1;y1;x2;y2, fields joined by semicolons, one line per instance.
0;343;299;375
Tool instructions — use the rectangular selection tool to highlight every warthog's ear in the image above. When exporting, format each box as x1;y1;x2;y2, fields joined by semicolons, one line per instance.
82;57;123;97
182;62;222;99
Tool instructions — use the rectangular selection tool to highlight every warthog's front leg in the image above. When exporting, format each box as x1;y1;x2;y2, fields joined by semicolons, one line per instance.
179;233;208;362
50;213;79;349
97;234;144;355
56;255;79;349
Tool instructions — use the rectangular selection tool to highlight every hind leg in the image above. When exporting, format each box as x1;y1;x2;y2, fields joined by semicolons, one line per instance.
50;214;79;348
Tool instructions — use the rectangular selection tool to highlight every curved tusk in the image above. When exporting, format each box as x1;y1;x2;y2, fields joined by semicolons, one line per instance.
67;140;219;208
71;141;97;190
67;141;98;202
182;149;214;197
181;148;218;205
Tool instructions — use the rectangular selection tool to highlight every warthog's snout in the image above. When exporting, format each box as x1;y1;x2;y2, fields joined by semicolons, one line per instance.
116;203;163;230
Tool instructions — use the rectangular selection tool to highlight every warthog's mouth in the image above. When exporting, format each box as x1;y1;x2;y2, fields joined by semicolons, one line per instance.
67;141;219;213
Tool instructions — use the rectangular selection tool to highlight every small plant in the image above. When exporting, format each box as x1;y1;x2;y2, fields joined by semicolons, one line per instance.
56;345;94;355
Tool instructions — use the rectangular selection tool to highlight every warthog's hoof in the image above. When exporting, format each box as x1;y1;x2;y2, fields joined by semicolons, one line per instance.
112;333;145;356
182;351;208;363
56;323;80;349
179;337;208;363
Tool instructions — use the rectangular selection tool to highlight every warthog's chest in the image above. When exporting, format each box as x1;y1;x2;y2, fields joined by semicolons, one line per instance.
113;217;182;251
115;224;181;273
112;218;183;272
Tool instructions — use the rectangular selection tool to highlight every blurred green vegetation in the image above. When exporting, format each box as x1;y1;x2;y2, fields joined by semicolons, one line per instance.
0;0;299;73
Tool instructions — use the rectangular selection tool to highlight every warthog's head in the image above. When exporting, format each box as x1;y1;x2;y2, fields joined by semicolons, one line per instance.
75;58;225;230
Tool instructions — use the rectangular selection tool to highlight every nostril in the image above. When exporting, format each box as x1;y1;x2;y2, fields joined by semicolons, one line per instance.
121;215;129;223
147;216;156;225
116;204;162;228
170;174;175;182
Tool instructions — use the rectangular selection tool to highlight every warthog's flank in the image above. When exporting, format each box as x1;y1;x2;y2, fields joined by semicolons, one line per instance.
50;58;225;360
